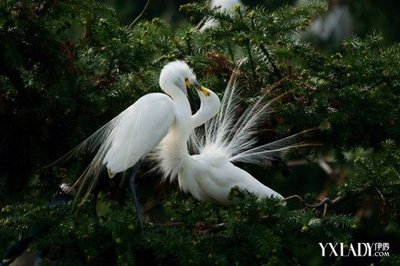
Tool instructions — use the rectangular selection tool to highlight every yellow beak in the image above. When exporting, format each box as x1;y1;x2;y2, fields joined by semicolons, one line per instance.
198;86;210;96
192;80;210;97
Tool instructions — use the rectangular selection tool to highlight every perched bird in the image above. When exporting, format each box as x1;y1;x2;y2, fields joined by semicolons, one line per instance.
61;61;212;228
155;73;312;204
67;61;209;189
63;61;308;225
199;0;243;32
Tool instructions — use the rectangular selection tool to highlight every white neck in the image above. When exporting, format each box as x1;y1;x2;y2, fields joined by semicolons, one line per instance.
157;86;220;180
157;87;192;179
170;91;192;151
191;90;221;128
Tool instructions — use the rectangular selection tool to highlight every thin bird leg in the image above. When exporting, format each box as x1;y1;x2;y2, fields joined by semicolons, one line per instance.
129;160;144;232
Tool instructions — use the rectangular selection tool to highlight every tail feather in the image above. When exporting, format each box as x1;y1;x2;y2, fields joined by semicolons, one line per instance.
48;111;126;204
193;72;315;166
71;119;117;204
230;128;318;164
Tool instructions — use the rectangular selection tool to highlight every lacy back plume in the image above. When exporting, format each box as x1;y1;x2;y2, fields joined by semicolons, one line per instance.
190;72;315;166
51;111;127;205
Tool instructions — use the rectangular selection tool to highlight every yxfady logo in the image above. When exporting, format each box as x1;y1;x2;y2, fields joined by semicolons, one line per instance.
319;242;390;257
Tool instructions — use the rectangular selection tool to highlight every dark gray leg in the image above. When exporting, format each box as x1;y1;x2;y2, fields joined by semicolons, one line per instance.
129;160;144;232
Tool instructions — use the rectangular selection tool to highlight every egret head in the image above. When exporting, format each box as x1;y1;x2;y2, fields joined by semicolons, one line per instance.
159;60;210;97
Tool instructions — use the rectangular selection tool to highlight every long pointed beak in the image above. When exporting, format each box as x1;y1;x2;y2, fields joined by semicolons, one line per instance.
193;81;210;96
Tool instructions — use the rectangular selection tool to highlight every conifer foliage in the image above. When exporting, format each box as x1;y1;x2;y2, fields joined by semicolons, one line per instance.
1;0;399;265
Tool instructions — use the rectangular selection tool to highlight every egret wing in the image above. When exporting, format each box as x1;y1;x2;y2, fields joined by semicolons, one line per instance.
103;93;175;174
69;93;174;201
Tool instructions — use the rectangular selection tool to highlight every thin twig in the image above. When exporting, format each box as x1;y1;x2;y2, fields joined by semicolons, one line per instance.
374;186;385;202
128;0;151;29
284;194;304;203
259;44;282;79
263;73;293;92
318;159;333;175
306;197;334;208
196;222;226;235
149;222;184;227
323;203;328;217
284;185;373;216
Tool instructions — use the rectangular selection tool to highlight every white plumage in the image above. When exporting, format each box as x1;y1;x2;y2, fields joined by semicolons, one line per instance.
211;0;241;9
199;0;243;32
102;94;174;175
68;60;204;198
66;61;309;206
155;73;311;203
197;76;312;166
156;88;221;181
179;154;284;204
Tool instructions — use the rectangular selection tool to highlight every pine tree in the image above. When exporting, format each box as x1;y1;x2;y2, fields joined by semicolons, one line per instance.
1;1;399;265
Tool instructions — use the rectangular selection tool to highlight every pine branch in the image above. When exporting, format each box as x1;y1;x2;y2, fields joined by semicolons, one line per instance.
262;73;294;92
259;44;282;79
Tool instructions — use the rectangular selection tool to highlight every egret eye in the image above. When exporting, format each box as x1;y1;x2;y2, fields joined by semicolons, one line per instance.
185;78;190;89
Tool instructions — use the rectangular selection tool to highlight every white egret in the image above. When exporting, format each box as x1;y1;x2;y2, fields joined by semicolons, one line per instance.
61;61;214;228
64;60;309;226
199;0;243;32
155;73;313;204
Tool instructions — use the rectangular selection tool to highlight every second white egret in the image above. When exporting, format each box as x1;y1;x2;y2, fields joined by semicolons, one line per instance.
155;73;311;204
